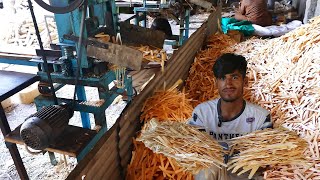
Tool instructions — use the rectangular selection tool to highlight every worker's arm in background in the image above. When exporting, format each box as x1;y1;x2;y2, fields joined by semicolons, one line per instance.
235;13;248;21
235;0;249;21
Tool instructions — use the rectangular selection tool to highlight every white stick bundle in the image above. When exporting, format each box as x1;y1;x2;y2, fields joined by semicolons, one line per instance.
227;128;309;179
137;119;227;174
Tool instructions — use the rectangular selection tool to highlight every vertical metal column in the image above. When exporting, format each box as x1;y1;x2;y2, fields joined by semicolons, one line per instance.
110;0;119;33
143;12;147;27
184;9;190;43
179;12;185;46
76;86;91;129
126;75;133;101
0;104;29;180
134;8;139;25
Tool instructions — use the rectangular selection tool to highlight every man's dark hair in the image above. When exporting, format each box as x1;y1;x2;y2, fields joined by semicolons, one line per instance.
213;53;247;79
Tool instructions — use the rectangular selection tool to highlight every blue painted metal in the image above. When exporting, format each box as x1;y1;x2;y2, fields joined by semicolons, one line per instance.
30;0;134;161
126;75;133;101
179;9;190;45
184;9;190;43
0;0;136;177
2;0;134;163
134;9;139;25
77;125;107;161
76;86;91;129
93;3;106;28
110;0;119;33
164;39;178;46
48;152;58;165
0;58;38;66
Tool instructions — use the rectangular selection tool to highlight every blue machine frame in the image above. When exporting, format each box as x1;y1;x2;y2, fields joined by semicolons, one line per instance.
33;0;134;161
1;0;134;163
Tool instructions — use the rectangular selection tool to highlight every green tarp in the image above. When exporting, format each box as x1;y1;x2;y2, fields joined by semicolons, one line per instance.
221;17;255;36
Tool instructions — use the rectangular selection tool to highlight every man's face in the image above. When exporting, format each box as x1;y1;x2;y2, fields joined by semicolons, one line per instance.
215;70;246;102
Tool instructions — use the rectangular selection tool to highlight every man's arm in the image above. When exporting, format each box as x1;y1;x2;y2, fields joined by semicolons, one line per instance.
235;0;249;21
235;12;248;21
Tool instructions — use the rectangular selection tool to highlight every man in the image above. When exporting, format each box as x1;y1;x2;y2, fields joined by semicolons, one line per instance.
235;0;272;26
189;53;272;179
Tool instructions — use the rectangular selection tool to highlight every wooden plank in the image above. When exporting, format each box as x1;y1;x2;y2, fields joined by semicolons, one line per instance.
86;131;117;179
119;114;140;139
0;45;36;56
87;44;143;70
66;123;119;179
119;121;139;149
98;157;120;179
119;131;136;152
131;68;157;84
104;165;121;180
0;53;33;60
120;22;166;48
206;3;222;36
131;68;158;92
94;148;120;179
119;139;133;164
111;170;121;180
120;150;133;175
119;124;135;152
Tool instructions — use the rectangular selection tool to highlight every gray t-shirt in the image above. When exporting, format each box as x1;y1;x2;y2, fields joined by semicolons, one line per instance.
189;98;271;144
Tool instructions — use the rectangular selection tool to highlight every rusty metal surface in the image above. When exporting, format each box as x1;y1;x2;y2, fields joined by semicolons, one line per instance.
120;22;166;48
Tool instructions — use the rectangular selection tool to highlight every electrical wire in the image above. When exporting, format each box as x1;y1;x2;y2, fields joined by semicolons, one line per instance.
24;144;44;155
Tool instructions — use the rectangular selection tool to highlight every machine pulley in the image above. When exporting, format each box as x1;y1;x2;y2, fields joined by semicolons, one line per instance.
33;0;84;14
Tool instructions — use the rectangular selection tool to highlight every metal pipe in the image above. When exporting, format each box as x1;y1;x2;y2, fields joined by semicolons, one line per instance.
0;105;29;180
